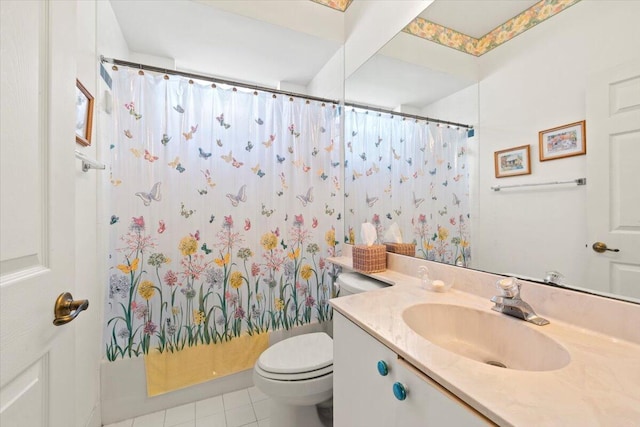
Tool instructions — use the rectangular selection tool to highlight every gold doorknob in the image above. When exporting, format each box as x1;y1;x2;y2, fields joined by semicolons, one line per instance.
53;292;89;326
592;242;620;253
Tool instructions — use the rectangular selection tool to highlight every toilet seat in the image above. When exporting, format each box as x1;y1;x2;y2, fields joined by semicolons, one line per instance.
256;332;333;381
254;363;333;381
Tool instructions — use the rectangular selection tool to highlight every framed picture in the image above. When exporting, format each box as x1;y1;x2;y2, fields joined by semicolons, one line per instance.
538;120;586;161
75;79;94;146
494;145;531;178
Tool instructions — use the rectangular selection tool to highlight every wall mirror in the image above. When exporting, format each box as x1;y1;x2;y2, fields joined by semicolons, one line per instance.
103;0;639;304
343;0;640;304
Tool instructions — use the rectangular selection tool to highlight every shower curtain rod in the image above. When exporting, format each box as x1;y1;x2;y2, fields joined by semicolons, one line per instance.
345;102;473;130
100;56;341;106
100;56;472;130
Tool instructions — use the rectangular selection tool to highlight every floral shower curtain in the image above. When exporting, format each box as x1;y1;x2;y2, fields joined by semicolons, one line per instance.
105;68;342;363
344;107;471;266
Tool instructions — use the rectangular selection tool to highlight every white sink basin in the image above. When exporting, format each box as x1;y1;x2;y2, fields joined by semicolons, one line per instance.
402;303;571;371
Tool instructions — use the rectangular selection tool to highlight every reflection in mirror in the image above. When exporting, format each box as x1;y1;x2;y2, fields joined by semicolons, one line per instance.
343;106;472;267
343;1;640;303
343;10;478;268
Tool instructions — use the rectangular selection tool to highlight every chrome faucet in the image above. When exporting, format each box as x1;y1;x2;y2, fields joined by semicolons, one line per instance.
490;277;549;326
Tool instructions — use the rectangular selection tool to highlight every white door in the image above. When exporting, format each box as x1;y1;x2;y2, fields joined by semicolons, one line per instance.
1;1;79;426
586;58;640;301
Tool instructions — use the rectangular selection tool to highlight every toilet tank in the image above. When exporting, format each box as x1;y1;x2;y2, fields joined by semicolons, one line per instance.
335;272;389;297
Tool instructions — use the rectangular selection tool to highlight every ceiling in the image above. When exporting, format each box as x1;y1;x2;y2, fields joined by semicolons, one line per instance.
109;0;343;88
109;0;566;110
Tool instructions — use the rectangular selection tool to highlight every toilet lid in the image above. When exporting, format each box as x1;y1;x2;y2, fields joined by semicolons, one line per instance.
257;332;333;375
337;272;389;294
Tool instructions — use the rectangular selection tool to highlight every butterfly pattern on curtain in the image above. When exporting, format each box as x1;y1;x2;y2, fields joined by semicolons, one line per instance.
105;69;342;360
344;108;471;266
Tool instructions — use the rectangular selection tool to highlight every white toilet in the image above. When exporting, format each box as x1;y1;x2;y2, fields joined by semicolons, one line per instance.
335;271;390;297
253;272;389;427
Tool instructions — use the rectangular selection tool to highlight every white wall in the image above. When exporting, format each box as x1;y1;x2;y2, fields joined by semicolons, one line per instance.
307;46;345;101
75;1;101;426
73;1;130;426
93;1;130;425
474;1;640;284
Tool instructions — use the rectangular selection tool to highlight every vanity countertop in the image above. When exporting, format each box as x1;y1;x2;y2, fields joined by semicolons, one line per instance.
329;266;640;426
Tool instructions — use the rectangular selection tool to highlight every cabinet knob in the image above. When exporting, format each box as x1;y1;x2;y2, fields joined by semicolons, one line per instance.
393;382;407;401
377;360;389;376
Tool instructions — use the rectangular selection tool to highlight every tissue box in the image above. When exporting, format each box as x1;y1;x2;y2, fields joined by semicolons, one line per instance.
352;245;387;273
384;242;416;257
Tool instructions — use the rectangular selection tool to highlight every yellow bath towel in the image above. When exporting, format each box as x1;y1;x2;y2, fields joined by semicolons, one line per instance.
144;333;269;396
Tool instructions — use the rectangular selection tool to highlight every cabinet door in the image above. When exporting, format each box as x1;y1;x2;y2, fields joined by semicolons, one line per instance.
394;358;493;426
333;312;396;427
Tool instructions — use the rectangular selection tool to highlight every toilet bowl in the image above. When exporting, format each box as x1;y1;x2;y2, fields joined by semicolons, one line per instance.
253;273;388;427
253;332;333;427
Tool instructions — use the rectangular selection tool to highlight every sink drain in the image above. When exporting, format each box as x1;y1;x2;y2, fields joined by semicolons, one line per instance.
485;360;507;368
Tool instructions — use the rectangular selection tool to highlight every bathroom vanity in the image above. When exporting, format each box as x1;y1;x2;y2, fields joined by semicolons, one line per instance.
333;312;491;426
328;253;640;426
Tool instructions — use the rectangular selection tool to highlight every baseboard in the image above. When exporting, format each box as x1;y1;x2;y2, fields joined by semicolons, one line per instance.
84;402;101;427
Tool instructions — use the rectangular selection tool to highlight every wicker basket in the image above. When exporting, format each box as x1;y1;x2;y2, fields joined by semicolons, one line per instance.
352;245;387;273
385;242;416;257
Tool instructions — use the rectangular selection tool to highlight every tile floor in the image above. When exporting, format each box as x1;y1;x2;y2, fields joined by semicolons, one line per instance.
103;386;270;427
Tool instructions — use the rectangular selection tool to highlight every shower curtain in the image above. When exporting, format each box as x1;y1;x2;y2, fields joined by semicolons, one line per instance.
104;68;342;380
344;107;471;266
